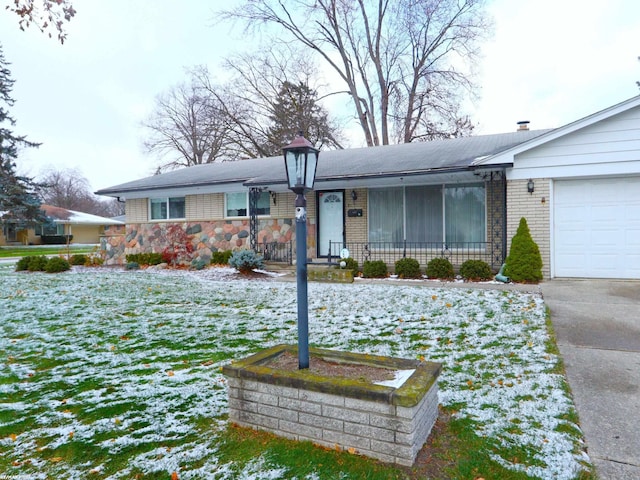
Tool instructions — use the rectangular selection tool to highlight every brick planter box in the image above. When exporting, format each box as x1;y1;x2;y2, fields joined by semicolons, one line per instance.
222;344;441;466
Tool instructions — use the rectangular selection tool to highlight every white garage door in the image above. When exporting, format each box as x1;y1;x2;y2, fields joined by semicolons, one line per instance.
554;177;640;278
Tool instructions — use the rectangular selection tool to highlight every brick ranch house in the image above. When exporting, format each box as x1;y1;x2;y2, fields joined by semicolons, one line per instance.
96;95;640;279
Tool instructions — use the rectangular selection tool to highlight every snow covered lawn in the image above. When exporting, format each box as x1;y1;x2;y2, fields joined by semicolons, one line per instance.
0;267;590;479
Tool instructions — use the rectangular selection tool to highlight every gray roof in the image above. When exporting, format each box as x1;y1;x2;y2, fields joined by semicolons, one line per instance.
96;129;551;196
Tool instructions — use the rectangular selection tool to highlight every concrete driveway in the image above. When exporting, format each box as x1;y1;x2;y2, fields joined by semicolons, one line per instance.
541;279;640;480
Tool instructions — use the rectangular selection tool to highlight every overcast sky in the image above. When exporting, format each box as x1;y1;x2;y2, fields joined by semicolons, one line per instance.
2;0;639;194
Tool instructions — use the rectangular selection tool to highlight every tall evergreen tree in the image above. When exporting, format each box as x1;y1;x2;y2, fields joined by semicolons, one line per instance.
263;81;341;156
0;43;44;231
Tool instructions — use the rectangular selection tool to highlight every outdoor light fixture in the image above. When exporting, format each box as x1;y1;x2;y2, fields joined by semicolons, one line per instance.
351;190;358;203
284;131;319;194
527;179;535;194
283;131;319;370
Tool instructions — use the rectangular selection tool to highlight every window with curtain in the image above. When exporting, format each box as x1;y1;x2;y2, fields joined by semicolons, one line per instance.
405;185;443;242
368;187;403;243
368;183;485;244
445;184;485;243
150;197;185;220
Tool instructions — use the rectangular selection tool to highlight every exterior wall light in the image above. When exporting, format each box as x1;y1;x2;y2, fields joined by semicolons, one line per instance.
527;179;535;194
282;131;319;370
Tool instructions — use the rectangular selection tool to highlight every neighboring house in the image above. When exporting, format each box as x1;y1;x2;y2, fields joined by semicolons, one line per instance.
96;95;640;279
0;205;124;246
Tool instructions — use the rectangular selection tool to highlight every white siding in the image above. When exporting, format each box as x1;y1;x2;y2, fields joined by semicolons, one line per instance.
508;106;640;180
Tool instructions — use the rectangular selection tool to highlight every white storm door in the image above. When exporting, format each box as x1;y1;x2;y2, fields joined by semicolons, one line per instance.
318;191;344;257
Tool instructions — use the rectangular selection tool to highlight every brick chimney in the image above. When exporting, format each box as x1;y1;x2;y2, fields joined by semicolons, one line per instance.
517;120;530;131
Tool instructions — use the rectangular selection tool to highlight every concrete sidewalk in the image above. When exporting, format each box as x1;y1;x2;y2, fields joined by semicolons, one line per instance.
541;279;640;480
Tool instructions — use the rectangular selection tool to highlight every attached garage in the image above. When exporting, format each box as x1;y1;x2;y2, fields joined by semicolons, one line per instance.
553;177;640;279
478;94;640;279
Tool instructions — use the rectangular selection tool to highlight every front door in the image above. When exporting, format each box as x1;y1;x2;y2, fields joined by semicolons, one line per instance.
317;191;344;257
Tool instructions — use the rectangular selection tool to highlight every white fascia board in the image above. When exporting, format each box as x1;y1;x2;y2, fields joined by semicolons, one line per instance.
119;182;249;200
478;95;640;167
506;159;640;180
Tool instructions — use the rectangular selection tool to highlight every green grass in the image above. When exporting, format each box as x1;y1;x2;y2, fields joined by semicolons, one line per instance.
0;269;595;479
0;244;95;258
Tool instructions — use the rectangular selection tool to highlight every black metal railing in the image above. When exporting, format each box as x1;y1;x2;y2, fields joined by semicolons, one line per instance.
258;240;293;265
327;241;502;271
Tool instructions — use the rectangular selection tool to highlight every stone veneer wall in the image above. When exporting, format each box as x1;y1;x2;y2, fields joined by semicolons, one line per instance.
101;218;315;266
506;178;551;278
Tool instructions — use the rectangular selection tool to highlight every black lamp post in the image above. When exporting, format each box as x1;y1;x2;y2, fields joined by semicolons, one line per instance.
283;131;319;369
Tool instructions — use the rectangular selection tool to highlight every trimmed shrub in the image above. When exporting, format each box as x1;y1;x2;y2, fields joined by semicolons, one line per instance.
211;250;233;265
394;257;421;279
15;256;32;271
460;259;493;281
426;257;454;279
27;255;48;272
505;217;543;283
70;254;87;265
44;257;71;273
229;250;264;274
125;253;163;266
362;260;387;278
337;257;359;277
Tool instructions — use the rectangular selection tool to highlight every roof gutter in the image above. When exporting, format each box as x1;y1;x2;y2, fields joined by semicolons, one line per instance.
245;165;476;187
95;177;253;196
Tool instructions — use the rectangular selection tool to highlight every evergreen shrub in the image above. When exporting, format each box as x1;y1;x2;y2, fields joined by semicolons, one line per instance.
337;257;359;277
125;253;163;266
191;259;207;270
426;257;454;279
27;256;48;272
504;217;543;283
229;250;264;274
211;250;233;265
460;259;493;281
394;257;421;278
15;256;31;271
362;260;387;278
70;254;87;265
44;257;70;273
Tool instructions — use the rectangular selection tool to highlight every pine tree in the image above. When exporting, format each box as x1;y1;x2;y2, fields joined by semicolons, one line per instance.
0;43;44;230
504;217;543;282
263;81;342;155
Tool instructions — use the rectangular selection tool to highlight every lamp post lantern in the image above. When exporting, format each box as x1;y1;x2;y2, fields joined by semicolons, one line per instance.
283;131;319;369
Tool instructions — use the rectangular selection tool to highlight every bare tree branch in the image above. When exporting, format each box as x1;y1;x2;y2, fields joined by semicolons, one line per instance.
220;0;490;145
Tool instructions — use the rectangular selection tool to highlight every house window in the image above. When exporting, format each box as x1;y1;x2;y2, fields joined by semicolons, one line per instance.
368;183;485;244
225;192;270;217
150;197;185;220
35;224;64;236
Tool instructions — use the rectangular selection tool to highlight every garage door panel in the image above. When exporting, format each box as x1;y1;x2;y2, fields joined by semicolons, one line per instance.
554;177;640;279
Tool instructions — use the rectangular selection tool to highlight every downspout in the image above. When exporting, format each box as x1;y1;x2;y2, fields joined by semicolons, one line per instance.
501;168;508;266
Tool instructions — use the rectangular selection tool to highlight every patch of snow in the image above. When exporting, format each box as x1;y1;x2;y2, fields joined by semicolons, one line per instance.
374;369;415;388
0;267;590;479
